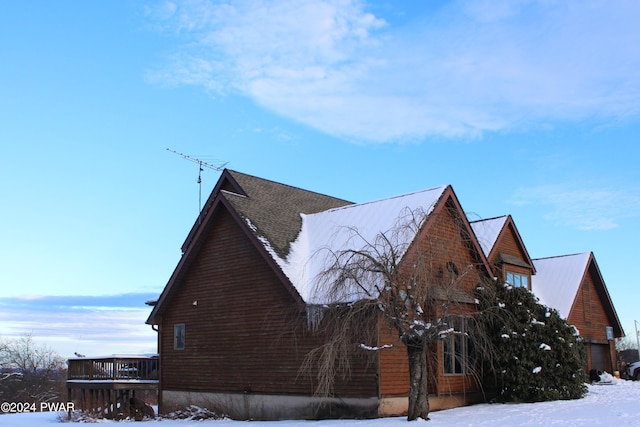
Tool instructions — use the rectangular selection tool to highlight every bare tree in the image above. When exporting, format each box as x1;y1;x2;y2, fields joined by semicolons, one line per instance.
2;334;65;373
0;334;67;403
616;336;638;351
306;206;488;421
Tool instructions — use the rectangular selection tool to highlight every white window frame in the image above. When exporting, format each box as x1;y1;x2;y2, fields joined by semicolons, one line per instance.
443;316;473;375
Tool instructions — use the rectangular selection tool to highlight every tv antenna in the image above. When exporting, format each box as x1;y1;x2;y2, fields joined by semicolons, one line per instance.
167;148;228;213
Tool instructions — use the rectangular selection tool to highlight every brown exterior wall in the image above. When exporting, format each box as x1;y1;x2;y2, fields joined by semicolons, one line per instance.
567;265;616;373
377;320;409;398
377;197;484;405
157;191;490;417
159;207;377;407
502;264;532;285
495;225;527;262
488;223;534;286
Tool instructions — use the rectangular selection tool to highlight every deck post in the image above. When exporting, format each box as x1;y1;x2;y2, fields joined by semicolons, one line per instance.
67;386;72;420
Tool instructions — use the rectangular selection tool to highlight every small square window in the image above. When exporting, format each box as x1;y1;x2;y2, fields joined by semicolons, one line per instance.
606;326;614;340
174;324;185;350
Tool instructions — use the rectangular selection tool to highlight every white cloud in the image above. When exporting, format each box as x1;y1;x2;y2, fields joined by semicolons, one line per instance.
511;184;640;230
146;0;640;142
0;294;158;357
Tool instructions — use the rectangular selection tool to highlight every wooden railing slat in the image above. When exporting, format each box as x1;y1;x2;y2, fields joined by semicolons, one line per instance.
67;356;158;381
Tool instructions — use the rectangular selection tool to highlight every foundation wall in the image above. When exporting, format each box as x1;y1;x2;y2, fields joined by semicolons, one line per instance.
162;390;378;420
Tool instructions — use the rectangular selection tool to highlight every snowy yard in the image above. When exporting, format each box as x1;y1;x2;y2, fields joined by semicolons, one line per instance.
3;380;640;426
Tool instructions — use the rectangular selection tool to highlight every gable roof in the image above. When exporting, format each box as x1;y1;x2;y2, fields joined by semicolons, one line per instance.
148;170;491;322
470;215;535;272
183;169;353;257
281;185;449;303
532;252;623;336
471;216;509;258
532;252;591;318
148;170;352;324
236;181;490;304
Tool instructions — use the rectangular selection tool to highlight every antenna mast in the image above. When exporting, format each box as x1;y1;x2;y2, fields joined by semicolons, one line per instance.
167;148;228;213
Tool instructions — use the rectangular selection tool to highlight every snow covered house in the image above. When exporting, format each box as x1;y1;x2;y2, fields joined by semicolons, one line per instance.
470;215;536;288
532;253;623;374
471;215;624;376
146;170;492;420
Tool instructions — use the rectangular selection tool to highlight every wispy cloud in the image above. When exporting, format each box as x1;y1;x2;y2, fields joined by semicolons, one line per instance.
511;184;640;230
145;0;640;142
0;293;158;357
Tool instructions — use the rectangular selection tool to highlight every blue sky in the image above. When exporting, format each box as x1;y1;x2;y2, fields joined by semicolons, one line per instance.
1;0;639;357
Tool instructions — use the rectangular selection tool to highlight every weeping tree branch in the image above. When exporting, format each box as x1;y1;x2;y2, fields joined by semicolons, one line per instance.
301;205;493;421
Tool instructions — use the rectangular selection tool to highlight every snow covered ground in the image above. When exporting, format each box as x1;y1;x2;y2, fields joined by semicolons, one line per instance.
2;380;639;426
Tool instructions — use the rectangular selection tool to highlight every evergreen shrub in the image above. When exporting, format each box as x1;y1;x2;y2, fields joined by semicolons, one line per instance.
473;280;587;402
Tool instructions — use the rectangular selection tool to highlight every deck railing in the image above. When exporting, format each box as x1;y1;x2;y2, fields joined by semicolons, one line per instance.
67;355;158;381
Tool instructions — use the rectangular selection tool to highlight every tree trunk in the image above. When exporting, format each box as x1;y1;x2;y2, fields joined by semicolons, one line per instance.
406;339;429;421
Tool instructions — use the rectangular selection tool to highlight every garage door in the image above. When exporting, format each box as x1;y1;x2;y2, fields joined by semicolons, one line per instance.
591;344;611;372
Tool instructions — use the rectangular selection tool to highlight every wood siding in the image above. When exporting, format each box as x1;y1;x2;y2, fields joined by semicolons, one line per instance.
378;197;484;398
495;224;527;262
159;207;377;398
489;223;533;285
567;263;616;373
377;320;409;397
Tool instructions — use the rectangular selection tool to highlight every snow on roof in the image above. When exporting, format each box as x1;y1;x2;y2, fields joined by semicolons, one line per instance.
270;186;448;304
531;252;591;318
470;216;508;257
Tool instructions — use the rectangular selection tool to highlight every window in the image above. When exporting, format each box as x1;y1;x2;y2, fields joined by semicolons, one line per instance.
443;317;474;375
606;326;614;341
446;261;459;283
506;272;529;288
174;324;185;350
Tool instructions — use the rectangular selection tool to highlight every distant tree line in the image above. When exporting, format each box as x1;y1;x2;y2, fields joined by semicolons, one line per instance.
0;334;67;405
616;336;638;351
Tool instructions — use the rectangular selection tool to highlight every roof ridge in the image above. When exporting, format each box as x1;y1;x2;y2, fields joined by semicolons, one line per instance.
307;185;448;216
470;214;509;223
227;169;352;204
532;252;591;261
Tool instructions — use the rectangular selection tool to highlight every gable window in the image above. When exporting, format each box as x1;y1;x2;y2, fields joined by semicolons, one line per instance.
174;324;185;350
443;316;474;375
506;272;529;288
446;261;459;281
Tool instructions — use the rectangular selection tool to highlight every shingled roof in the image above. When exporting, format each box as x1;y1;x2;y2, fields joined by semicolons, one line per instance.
149;170;354;323
149;170;490;323
180;170;353;258
221;170;353;259
216;172;487;304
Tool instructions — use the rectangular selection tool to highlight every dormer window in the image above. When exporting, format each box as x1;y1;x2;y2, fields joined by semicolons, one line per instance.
506;271;529;288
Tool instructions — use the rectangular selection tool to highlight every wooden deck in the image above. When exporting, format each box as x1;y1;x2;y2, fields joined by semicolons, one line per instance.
66;355;158;419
